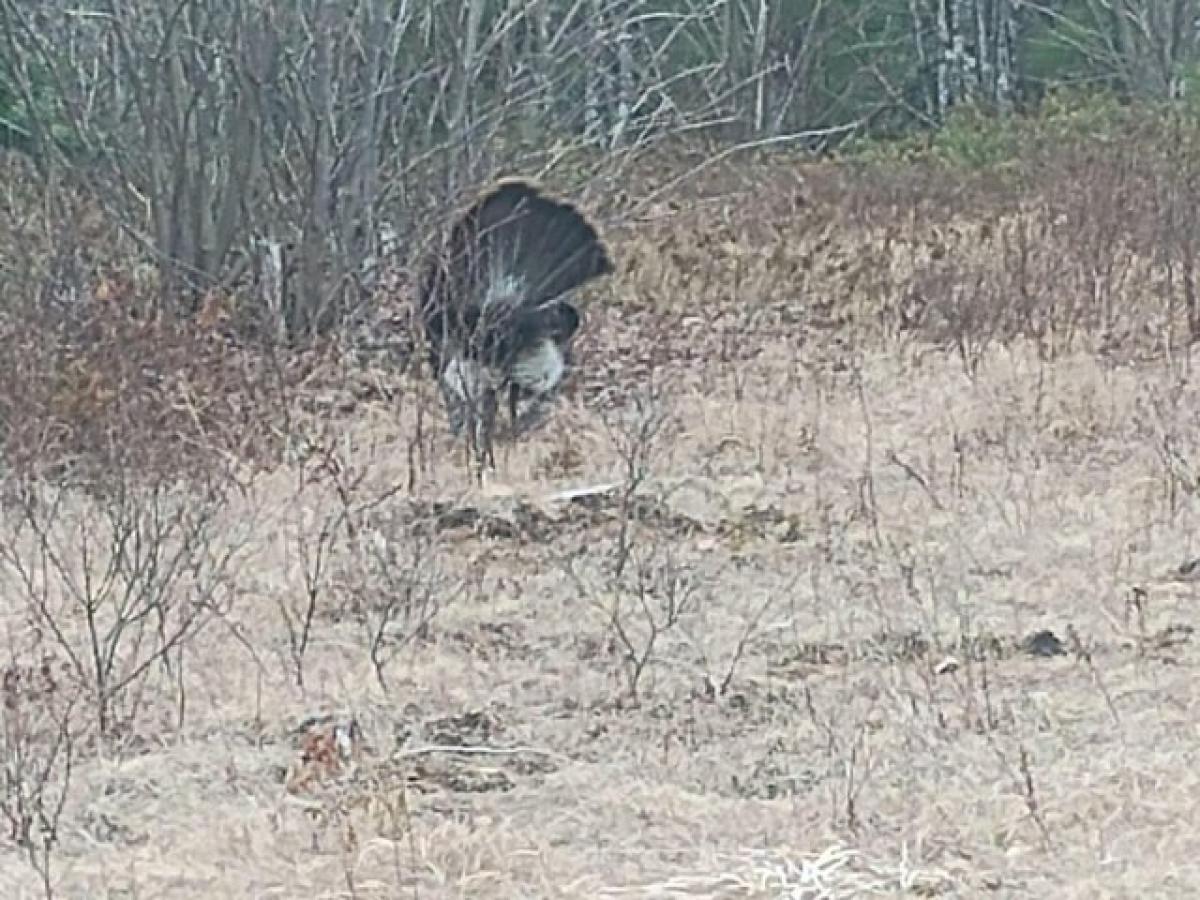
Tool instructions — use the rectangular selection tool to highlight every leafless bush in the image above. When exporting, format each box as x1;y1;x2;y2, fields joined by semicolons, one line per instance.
273;498;342;693
1135;377;1199;519
340;508;479;692
0;647;78;899
558;373;698;702
269;417;473;692
570;539;703;703
0;470;244;739
1;0;414;333
1034;145;1153;338
0;191;290;481
601;370;678;579
270;430;373;691
1153;113;1200;349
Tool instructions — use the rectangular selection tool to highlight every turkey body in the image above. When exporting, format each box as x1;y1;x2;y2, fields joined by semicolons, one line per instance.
416;180;614;467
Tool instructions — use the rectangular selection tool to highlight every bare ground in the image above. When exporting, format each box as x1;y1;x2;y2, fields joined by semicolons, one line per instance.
3;160;1200;898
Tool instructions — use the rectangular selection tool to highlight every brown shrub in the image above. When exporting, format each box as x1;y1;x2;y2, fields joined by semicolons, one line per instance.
3;121;1200;481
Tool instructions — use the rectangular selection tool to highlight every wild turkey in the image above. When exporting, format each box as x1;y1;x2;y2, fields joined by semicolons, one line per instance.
416;180;614;469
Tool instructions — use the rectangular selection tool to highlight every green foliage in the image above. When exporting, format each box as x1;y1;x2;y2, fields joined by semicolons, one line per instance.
807;0;927;133
0;61;84;161
1029;88;1137;144
927;106;1023;170
841;104;1021;172
1019;0;1115;92
840;87;1162;174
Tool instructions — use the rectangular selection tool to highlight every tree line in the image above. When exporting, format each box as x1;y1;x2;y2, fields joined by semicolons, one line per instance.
0;0;1195;334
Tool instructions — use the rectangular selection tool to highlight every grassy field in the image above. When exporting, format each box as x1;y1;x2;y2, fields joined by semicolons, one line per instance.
2;143;1200;898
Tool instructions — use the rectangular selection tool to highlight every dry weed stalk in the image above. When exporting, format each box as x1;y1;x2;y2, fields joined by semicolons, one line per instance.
985;737;1054;852
803;686;875;833
1065;623;1120;728
697;587;782;699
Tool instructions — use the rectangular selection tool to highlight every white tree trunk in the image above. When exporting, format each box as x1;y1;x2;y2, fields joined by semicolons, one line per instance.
974;0;990;99
611;28;635;147
257;237;287;346
935;0;952;117
751;0;770;133
952;0;972;102
995;0;1015;111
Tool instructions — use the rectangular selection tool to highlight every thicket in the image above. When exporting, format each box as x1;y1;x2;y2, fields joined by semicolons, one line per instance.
0;0;1196;479
1;1;1195;327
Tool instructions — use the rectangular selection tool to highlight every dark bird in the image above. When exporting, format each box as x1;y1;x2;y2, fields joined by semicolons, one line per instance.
416;179;614;470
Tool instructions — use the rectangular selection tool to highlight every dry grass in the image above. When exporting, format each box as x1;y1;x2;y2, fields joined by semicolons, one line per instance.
3;143;1200;898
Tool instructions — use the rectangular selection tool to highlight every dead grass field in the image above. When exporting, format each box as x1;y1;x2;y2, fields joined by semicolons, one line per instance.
3;147;1200;898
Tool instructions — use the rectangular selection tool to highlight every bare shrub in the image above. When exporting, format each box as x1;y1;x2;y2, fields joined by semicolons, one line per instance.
0;204;289;481
268;417;477;692
270;431;376;692
340;507;480;692
0;470;244;739
1152;112;1200;350
1033;144;1154;341
831;113;1200;370
569;538;704;704
0;647;78;898
273;498;342;693
600;370;678;579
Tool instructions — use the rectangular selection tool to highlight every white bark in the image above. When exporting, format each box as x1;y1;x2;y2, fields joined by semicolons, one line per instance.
751;0;770;133
453;0;485;175
995;0;1016;111
936;0;952;117
612;28;635;147
975;0;990;98
257;238;287;346
951;0;972;102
